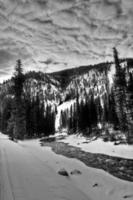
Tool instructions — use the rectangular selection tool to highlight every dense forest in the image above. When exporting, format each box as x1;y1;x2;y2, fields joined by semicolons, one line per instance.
60;48;133;143
0;48;133;143
0;60;56;139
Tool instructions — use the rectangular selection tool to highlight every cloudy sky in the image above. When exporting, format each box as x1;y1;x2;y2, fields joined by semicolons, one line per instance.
0;0;133;82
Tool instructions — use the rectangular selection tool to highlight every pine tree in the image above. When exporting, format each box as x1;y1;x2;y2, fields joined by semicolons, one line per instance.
11;59;26;140
113;48;127;133
76;92;80;132
89;95;98;132
1;97;12;134
95;97;102;124
125;69;133;143
108;91;119;129
13;59;25;98
25;99;33;138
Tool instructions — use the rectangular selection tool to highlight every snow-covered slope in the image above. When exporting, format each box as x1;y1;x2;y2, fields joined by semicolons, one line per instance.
24;75;62;106
0;133;132;200
1;59;133;133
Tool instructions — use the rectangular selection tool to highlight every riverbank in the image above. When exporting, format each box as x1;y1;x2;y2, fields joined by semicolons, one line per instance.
40;138;133;182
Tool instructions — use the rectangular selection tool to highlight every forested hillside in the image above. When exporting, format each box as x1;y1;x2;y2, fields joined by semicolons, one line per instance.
0;48;133;143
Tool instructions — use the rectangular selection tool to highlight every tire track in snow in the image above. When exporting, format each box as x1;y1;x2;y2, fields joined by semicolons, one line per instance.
2;148;16;200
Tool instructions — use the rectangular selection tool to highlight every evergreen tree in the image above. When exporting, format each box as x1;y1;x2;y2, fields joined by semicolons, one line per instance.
89;95;98;129
76;92;80;132
95;97;102;124
113;48;127;132
25;99;33;138
108;91;119;129
69;105;73;130
125;69;133;143
11;59;26;139
0;97;12;134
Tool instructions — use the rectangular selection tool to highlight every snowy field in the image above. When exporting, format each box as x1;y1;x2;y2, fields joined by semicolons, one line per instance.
0;132;133;200
60;134;133;159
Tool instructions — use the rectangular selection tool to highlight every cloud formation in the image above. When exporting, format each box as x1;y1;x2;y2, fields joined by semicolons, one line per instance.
0;0;133;81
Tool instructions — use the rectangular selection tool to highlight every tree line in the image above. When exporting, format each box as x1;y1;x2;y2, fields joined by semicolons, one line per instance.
0;48;133;143
60;91;118;136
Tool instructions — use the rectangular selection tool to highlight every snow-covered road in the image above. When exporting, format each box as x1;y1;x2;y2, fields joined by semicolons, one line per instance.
0;132;133;200
0;133;89;200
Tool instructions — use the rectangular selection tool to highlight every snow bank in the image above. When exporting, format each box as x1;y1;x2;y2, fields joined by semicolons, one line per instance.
61;135;133;159
19;138;133;200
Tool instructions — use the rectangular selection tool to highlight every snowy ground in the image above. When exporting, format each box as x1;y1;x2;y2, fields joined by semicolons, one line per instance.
0;132;133;200
60;134;133;159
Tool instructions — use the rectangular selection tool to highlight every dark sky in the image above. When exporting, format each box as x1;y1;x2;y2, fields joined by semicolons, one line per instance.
0;0;133;82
